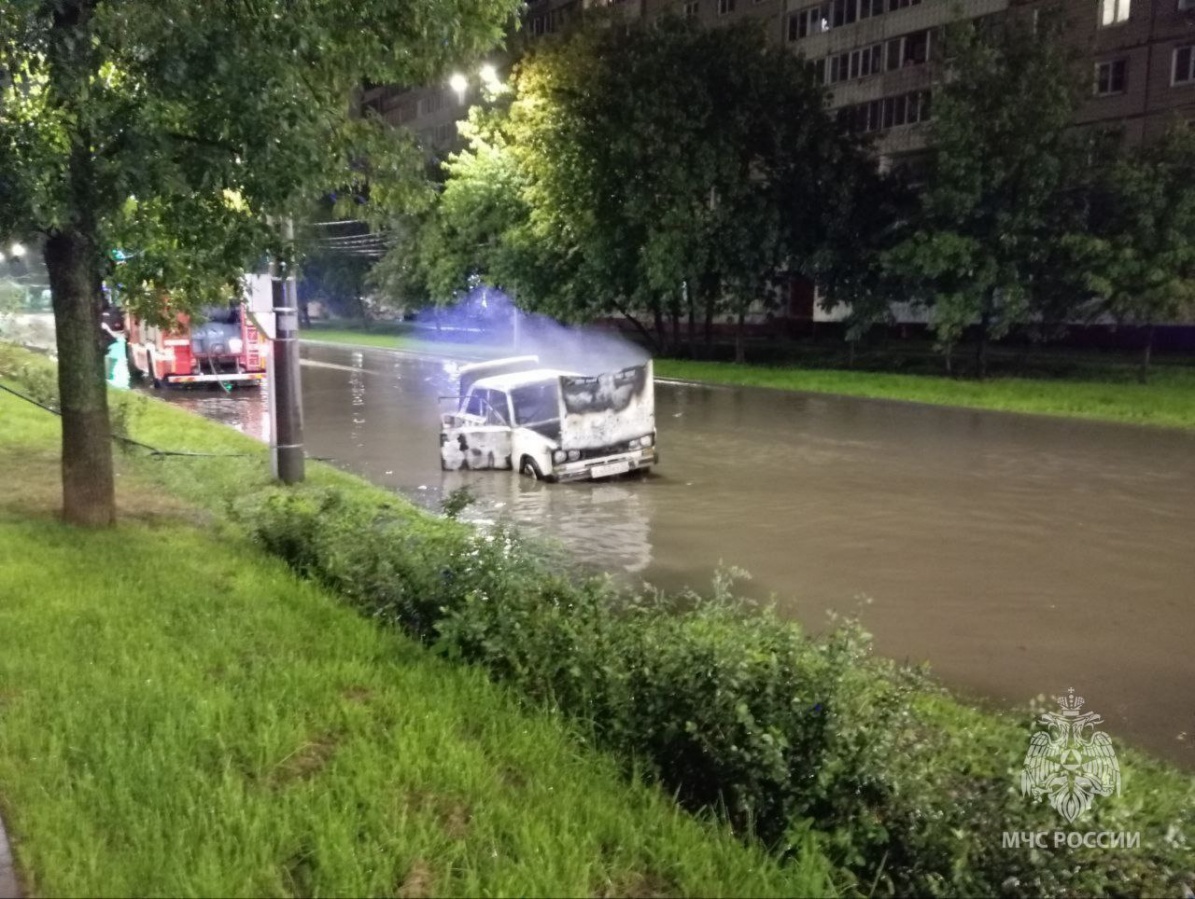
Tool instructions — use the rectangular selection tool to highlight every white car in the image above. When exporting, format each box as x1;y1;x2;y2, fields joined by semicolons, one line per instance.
440;356;657;482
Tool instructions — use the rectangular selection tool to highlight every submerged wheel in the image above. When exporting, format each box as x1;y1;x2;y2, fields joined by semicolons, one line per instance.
520;456;544;481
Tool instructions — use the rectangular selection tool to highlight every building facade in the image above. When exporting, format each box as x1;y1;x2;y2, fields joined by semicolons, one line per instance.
1012;0;1195;143
364;0;1195;158
357;0;1195;329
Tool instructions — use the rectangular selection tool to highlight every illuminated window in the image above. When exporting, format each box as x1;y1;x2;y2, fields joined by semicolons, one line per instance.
1100;0;1130;26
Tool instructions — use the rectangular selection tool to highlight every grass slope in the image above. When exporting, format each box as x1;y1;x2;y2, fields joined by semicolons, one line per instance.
653;359;1195;431
0;369;831;896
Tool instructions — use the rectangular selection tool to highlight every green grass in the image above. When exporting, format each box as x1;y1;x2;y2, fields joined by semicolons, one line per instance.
653;359;1195;430
0;357;833;896
299;323;1195;430
301;324;502;361
4;343;1194;895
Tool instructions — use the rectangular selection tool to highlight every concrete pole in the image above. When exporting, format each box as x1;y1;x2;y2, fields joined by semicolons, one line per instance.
270;218;305;483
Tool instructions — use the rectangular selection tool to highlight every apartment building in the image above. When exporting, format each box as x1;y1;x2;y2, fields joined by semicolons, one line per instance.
1011;0;1195;143
361;0;1195;161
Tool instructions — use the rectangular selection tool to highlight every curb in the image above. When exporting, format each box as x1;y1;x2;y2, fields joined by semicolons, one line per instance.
0;807;19;899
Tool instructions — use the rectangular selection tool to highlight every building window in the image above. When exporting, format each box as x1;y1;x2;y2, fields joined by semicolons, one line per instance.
1100;0;1130;26
1179;0;1195;11
1095;59;1127;95
718;0;735;14
1175;45;1195;85
789;0;921;40
903;30;930;66
839;89;931;135
820;36;915;85
830;0;857;27
684;0;699;17
787;6;825;40
417;92;447;117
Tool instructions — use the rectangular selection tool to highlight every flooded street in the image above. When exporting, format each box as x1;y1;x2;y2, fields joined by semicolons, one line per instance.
162;341;1195;768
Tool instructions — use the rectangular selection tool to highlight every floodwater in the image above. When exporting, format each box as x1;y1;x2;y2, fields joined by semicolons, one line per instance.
160;342;1195;768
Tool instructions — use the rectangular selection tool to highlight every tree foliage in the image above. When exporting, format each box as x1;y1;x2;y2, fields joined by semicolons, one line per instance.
1076;124;1195;380
0;0;520;524
883;8;1087;376
389;14;872;357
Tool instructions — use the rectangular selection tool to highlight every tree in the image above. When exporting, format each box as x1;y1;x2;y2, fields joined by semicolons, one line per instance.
390;14;861;359
884;7;1087;378
0;0;519;526
1077;125;1195;382
814;152;919;367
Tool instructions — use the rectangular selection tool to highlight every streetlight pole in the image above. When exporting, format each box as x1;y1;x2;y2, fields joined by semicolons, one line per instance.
270;218;305;484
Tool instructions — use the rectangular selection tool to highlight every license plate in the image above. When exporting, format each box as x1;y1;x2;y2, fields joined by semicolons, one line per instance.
590;459;631;479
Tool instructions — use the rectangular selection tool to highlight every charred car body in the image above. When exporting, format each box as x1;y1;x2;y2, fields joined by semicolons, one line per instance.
440;356;657;482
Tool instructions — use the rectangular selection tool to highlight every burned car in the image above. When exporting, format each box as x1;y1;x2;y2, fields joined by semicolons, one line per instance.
440;356;657;482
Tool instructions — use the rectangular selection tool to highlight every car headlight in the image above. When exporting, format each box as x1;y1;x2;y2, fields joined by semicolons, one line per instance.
639;434;654;447
227;337;244;355
567;450;580;462
552;450;566;464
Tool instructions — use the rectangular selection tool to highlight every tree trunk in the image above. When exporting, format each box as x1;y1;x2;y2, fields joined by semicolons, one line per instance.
653;306;667;355
45;229;116;527
607;297;659;353
943;343;954;376
1139;324;1154;385
686;291;696;359
976;289;994;381
847;338;857;368
734;306;746;364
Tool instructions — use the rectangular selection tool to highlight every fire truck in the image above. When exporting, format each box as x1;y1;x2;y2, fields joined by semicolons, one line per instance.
125;302;268;387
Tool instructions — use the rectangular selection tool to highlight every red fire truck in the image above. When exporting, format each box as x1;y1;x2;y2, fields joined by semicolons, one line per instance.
125;303;268;387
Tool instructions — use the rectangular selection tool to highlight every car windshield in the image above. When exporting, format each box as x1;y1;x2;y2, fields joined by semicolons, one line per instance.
510;382;560;426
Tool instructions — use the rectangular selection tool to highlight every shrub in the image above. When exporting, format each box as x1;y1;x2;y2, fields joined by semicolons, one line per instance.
234;486;1195;898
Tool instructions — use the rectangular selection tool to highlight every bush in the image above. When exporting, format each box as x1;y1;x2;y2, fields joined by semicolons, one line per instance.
234;487;1195;898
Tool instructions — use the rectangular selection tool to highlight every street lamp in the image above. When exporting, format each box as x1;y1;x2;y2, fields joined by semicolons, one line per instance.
449;72;468;104
9;242;25;257
479;64;498;88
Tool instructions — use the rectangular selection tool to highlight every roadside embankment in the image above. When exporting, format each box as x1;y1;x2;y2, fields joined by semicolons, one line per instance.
2;343;1193;898
301;325;1195;430
0;345;831;896
653;359;1195;431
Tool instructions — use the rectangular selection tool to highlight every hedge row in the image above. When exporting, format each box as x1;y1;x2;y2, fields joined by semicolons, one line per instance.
236;487;1193;897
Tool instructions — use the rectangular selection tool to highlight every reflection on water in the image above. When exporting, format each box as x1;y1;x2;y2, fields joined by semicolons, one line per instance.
158;386;272;442
443;470;654;574
156;341;1195;768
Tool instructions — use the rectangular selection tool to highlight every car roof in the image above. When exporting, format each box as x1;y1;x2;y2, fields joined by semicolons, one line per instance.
470;369;579;392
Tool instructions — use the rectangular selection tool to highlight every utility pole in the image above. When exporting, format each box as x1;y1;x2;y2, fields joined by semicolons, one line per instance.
270;217;305;483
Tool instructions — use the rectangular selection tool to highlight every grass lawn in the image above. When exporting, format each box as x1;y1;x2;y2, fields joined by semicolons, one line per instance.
301;324;501;361
0;359;832;896
653;359;1195;431
298;323;1195;431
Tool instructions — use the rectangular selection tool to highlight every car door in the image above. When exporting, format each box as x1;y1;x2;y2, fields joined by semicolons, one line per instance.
440;388;515;471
